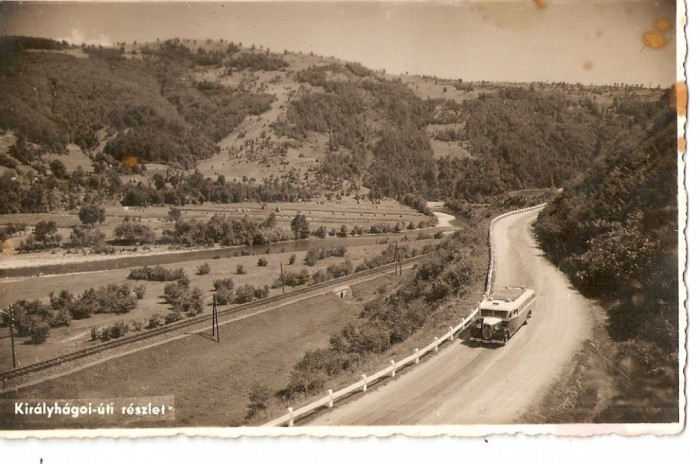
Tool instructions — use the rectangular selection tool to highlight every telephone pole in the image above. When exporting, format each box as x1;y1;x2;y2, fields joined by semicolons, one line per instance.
394;243;402;276
280;262;285;294
212;295;220;342
1;307;16;369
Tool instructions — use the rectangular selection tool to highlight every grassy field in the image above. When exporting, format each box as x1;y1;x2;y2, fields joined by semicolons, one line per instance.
0;273;404;427
0;237;439;371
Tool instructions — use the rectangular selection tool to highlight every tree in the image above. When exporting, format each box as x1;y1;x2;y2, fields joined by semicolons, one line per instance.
49;159;68;179
168;207;182;222
152;173;167;190
290;214;310;240
113;223;155;245
78;204;106;228
33;220;57;246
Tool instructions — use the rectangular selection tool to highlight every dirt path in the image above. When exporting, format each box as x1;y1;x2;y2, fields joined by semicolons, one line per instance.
309;208;598;425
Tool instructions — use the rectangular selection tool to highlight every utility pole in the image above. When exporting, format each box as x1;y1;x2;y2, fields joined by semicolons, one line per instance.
280;262;285;294
212;295;220;342
1;307;16;369
395;242;398;275
394;243;401;276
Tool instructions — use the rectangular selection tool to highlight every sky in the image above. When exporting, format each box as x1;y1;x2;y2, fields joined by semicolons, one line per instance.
0;0;679;87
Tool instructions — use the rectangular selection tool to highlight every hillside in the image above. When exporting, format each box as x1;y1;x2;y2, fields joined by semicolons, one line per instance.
0;35;672;215
534;104;678;422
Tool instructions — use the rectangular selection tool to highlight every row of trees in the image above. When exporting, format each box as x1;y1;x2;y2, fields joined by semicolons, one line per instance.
163;213;293;247
2;284;143;344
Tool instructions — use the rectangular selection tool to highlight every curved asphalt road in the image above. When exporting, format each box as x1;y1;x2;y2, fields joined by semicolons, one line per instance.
309;208;597;425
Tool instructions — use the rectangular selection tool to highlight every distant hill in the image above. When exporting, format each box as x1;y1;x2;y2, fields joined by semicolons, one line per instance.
0;35;672;212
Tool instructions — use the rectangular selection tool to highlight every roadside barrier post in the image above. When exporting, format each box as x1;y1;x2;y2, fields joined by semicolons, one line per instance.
390;360;396;378
327;389;334;408
449;327;454;341
414;348;420;364
433;337;439;352
362;374;368;392
287;407;295;427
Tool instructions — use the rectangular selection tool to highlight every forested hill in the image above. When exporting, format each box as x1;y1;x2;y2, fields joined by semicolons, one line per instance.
0;35;671;213
534;103;678;422
0;36;273;168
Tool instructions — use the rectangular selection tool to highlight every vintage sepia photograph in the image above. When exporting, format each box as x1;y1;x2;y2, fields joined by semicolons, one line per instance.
0;0;683;437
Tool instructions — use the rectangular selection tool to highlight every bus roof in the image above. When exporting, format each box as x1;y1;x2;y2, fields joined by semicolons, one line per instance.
480;286;535;310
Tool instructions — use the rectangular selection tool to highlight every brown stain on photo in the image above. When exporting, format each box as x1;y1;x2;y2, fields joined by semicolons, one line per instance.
2;239;15;253
673;81;687;117
123;155;139;168
642;31;667;49
642;16;673;50
477;2;544;30
654;17;671;31
677;137;686;153
582;61;593;71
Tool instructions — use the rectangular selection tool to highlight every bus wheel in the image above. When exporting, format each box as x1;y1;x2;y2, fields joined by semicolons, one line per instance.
503;331;510;344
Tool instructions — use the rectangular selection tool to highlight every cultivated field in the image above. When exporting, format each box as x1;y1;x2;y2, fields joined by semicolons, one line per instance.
0;197;432;260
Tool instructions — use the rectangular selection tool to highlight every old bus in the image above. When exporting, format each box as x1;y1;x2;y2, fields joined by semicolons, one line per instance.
469;286;535;345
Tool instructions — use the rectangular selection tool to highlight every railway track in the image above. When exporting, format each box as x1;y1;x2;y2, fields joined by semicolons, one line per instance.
0;254;427;383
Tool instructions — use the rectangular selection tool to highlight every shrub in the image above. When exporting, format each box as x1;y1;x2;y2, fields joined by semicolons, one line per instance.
69;297;94;320
245;383;271;421
70;284;138;317
108;321;129;339
95;283;138;314
147;313;166;329
257;257;268;267
285;368;326;397
312;269;329;284
113;223;155;245
326;259;354;278
68;226;105;248
355;263;368;273
234;284;256;304
304;249;317;266
236;263;246;275
288;254;296;265
196;263;211;275
130;319;144;331
128;265;186;281
165;311;184;324
134;284;146;299
163;277;190;306
214;278;235;305
90;326;99;341
253;285;270;299
341;322;391;354
180;287;204;316
272;269;310;288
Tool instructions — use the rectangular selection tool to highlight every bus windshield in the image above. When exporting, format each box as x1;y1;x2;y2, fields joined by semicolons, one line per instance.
481;309;509;319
